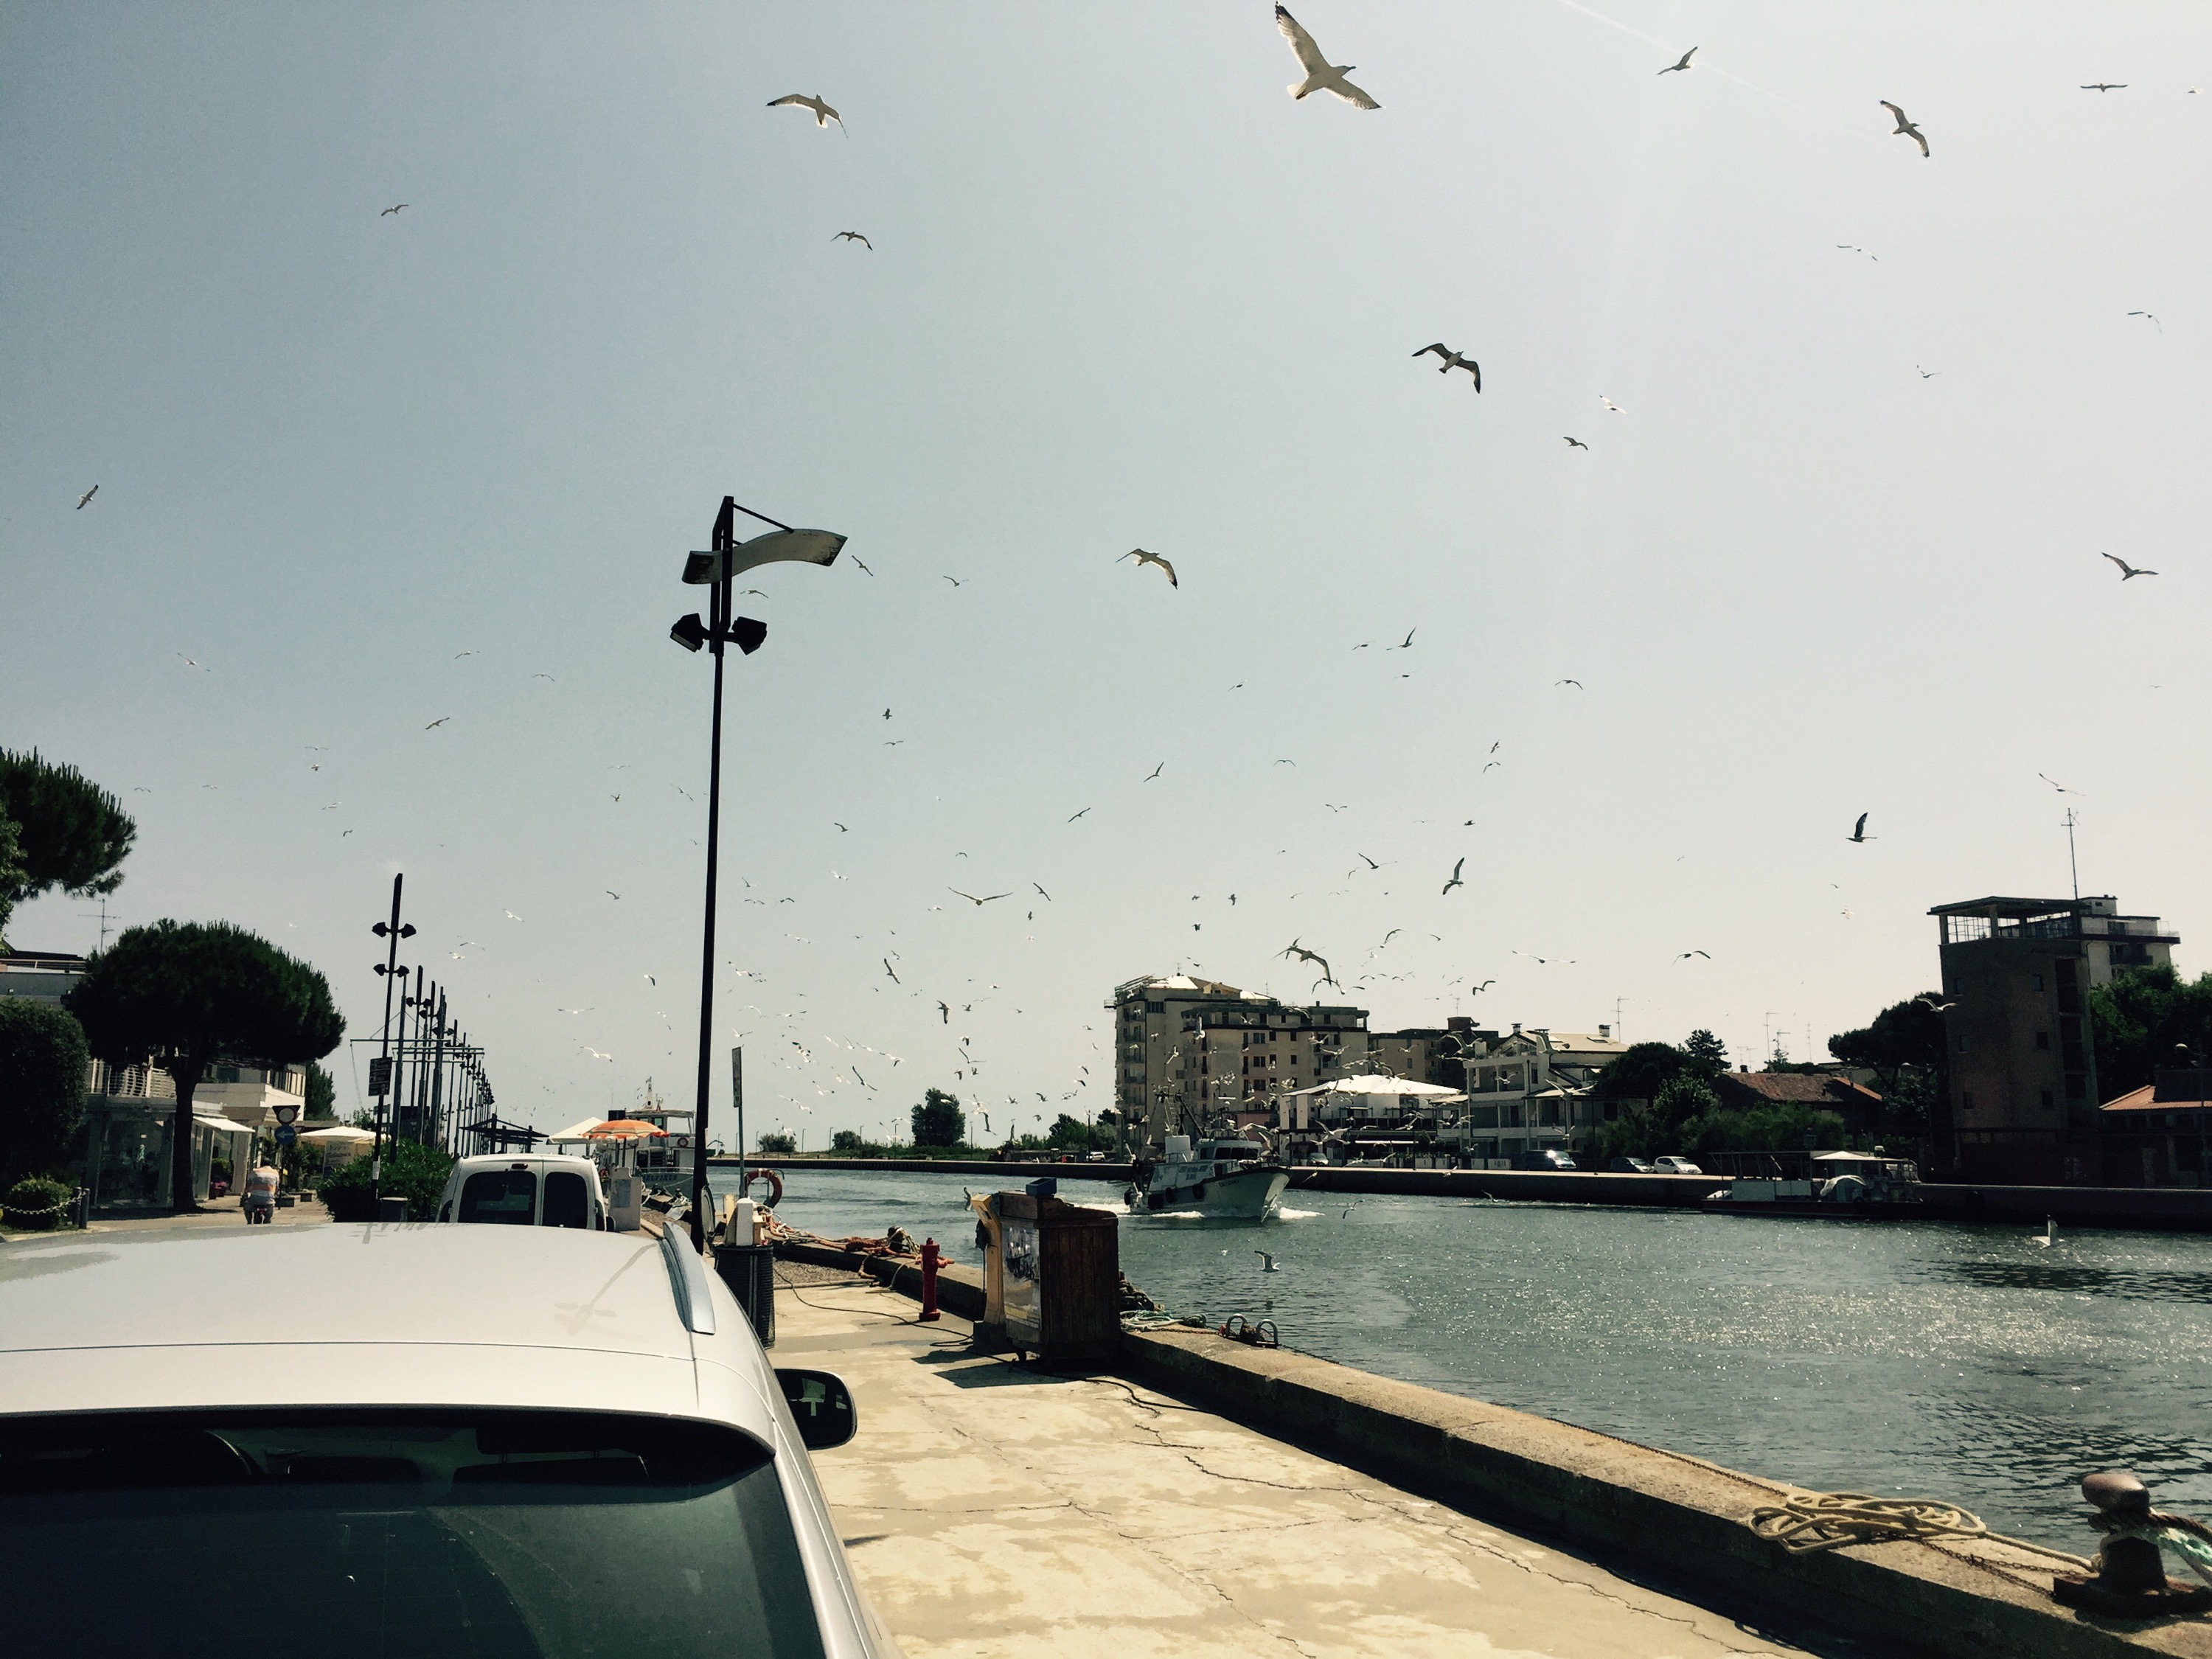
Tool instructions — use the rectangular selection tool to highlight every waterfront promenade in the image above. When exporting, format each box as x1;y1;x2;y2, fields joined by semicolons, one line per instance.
774;1263;1813;1659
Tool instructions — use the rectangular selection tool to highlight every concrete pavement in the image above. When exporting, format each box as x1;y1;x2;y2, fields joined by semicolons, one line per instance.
775;1269;1812;1659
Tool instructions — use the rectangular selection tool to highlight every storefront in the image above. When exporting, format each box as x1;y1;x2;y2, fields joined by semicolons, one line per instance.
83;1100;260;1212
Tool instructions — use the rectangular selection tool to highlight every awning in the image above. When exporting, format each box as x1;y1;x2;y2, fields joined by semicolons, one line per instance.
194;1114;255;1135
546;1118;608;1141
296;1125;376;1144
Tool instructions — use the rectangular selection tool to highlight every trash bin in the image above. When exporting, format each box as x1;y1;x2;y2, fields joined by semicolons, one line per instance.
714;1243;776;1346
377;1195;408;1222
990;1191;1119;1363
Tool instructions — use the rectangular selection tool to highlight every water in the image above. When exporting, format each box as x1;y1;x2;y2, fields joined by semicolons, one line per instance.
714;1165;2212;1551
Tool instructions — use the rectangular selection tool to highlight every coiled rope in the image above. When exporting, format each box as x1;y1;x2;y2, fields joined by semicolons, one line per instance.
1750;1492;1990;1554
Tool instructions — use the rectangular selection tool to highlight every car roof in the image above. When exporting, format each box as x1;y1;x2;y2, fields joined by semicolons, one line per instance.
0;1224;776;1433
448;1152;603;1172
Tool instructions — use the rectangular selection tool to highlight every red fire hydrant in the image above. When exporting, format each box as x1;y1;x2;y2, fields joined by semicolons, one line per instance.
919;1238;942;1323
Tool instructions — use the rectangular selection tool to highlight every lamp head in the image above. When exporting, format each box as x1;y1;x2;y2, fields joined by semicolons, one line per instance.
684;528;846;585
669;613;708;652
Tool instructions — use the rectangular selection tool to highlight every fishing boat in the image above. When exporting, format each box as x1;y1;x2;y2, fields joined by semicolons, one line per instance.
1125;1135;1289;1219
1704;1150;1924;1219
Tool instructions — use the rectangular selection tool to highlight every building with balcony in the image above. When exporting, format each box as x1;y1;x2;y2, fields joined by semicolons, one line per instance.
1930;894;2180;1185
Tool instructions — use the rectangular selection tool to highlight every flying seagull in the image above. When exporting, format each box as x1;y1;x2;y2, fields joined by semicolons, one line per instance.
937;1001;950;1023
1472;980;1495;994
1280;938;1335;985
75;485;97;509
832;231;872;248
2080;83;2126;92
1274;6;1380;110
1837;244;1879;260
1255;1250;1281;1272
1918;995;1958;1014
2037;772;2081;795
424;717;451;729
2127;311;2161;333
1144;762;1164;782
852;556;874;574
1658;46;1697;74
1848;812;1875;843
381;204;407;216
1599;396;1624;412
1563;436;1588;450
1555;678;1582;689
949;888;1012;905
1411;343;1481;389
768;93;844;131
1397;628;1416;649
1067;807;1091;821
883;958;900;984
1120;547;1178;588
1881;101;1929;157
1916;366;1941;378
1441;856;1465;896
1674;950;1711;961
2101;552;2157;580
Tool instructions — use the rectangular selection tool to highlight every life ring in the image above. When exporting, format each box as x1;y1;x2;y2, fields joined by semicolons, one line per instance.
744;1166;785;1209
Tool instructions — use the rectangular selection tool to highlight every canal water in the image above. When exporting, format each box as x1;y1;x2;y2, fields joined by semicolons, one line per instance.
712;1165;2212;1551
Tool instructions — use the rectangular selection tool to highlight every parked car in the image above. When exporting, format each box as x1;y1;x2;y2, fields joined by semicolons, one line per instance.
1607;1157;1656;1174
0;1220;902;1658
1652;1155;1704;1175
434;1152;612;1228
1510;1149;1579;1172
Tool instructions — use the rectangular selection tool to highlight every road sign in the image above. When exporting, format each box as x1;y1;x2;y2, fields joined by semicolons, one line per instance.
275;1124;298;1147
274;1104;299;1126
367;1056;392;1097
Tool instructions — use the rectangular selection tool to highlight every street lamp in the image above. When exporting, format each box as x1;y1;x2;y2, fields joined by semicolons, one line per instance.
672;496;846;1248
368;874;416;1200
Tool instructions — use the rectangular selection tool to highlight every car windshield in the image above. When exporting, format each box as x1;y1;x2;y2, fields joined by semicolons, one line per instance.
459;1169;538;1224
0;1410;825;1659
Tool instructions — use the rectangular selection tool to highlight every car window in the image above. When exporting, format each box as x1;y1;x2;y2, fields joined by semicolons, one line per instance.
456;1170;537;1225
0;1410;827;1659
541;1171;589;1229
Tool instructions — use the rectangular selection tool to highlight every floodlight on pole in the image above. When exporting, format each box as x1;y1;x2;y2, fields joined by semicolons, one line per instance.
670;495;846;1249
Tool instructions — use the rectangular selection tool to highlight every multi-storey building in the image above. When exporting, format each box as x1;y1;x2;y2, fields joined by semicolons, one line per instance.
1930;894;2179;1184
1448;1024;1627;1162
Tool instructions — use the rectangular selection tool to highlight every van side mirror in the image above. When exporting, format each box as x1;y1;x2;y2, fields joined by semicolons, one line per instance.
775;1368;858;1450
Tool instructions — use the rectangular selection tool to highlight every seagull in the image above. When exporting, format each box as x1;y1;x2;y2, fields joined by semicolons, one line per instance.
1274;6;1380;110
832;231;872;248
1563;437;1588;449
1144;762;1164;782
1837;244;1877;260
1471;980;1495;994
2080;83;2126;92
768;93;844;131
424;717;450;729
883;958;900;984
942;575;964;587
1396;628;1416;649
1916;366;1941;378
1033;883;1051;900
1067;807;1091;821
581;1046;612;1062
937;1001;950;1024
177;655;204;669
1411;344;1480;389
1441;857;1465;896
75;485;98;509
1255;1251;1281;1272
532;672;555;681
380;204;407;216
2101;552;2157;580
1918;995;1958;1014
1280;938;1335;985
2031;1217;2056;1248
1555;678;1583;689
949;888;1012;905
2127;311;2161;333
1881;101;1929;157
1658;46;1697;74
1120;547;1178;588
505;911;524;921
1599;396;1624;413
852;556;874;574
2037;773;2082;795
453;650;477;659
1674;950;1711;962
1848;812;1875;843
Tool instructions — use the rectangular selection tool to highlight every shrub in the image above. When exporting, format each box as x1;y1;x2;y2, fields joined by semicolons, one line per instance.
0;999;89;1186
318;1139;453;1222
830;1130;863;1154
757;1131;796;1155
4;1175;74;1232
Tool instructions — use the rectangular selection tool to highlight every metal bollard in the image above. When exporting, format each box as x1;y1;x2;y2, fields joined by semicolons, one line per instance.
2053;1469;2212;1616
919;1238;942;1322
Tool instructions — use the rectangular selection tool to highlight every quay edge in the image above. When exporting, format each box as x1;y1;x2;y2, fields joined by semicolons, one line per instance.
776;1237;2212;1659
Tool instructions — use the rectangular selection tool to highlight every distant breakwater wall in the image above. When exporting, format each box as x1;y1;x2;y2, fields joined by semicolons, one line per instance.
714;1155;1136;1182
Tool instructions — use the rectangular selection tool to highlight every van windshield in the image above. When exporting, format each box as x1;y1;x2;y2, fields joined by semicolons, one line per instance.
0;1410;825;1659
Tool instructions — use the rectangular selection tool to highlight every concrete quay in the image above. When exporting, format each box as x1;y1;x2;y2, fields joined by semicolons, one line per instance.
775;1264;1818;1659
782;1242;2212;1659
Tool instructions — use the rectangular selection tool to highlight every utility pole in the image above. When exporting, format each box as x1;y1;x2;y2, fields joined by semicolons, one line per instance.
2064;807;2081;902
368;875;414;1200
428;990;448;1148
689;498;736;1250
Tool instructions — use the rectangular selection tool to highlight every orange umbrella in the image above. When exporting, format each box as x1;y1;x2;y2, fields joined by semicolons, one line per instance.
586;1119;669;1138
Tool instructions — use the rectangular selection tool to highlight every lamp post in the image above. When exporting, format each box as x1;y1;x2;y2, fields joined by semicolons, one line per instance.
671;496;846;1248
368;875;416;1200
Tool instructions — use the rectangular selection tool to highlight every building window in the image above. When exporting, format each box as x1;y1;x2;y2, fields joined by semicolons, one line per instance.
1957;1036;1969;1054
2040;1090;2054;1108
2035;1031;2050;1051
2031;973;2045;992
1961;1091;1974;1111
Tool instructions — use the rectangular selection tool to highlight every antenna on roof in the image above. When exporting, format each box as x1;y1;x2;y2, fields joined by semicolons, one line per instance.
2063;807;2081;902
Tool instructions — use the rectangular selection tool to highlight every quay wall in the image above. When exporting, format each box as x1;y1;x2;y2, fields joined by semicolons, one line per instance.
774;1236;2205;1659
714;1155;1134;1182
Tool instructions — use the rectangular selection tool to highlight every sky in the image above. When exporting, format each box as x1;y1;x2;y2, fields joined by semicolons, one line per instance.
4;3;2207;1147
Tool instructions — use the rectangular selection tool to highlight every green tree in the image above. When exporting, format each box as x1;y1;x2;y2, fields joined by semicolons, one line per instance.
911;1088;965;1148
1592;1040;1688;1102
0;1000;89;1185
1595;1072;1719;1161
2091;966;2212;1097
0;749;136;947
66;921;344;1211
1828;995;1946;1102
1681;1102;1846;1155
1681;1029;1728;1078
305;1061;335;1119
830;1129;864;1154
757;1130;797;1155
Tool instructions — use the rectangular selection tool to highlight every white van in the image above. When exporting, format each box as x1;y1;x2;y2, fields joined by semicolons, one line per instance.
434;1154;611;1229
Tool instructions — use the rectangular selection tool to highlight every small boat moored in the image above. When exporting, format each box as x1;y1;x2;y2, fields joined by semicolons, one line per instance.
1705;1150;1924;1218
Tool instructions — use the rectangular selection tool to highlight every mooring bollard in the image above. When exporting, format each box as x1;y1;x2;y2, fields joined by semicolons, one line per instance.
919;1237;942;1322
2052;1469;2212;1616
